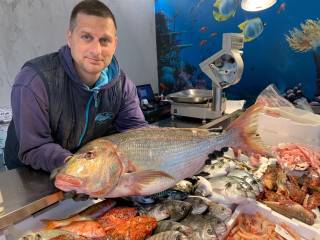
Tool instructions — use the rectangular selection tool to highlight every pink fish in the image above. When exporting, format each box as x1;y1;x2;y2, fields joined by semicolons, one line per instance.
277;3;286;14
199;39;207;46
199;26;207;33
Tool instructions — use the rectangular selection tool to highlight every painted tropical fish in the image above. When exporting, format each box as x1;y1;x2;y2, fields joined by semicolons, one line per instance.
213;0;239;22
238;17;265;42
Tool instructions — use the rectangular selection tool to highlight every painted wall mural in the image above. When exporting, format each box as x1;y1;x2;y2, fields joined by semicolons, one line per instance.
155;0;320;107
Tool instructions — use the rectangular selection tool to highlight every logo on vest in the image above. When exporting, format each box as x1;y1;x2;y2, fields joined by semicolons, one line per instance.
95;112;114;123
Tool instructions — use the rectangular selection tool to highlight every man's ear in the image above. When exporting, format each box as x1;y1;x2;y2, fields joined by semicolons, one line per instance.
115;35;118;49
66;30;72;47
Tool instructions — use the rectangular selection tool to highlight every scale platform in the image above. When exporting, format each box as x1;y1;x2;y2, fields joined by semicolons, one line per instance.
167;89;226;122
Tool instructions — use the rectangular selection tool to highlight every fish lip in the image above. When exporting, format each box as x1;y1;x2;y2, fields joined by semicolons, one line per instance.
55;173;85;191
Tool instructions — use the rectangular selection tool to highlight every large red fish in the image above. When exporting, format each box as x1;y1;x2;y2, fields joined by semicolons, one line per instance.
54;101;269;198
55;98;267;197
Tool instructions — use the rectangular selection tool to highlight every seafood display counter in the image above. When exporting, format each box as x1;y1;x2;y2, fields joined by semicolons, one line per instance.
0;112;241;238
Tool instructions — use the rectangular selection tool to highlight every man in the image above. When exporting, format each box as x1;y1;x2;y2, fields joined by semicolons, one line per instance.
4;0;147;172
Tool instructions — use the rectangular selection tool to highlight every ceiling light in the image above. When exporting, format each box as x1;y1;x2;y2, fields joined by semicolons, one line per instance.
241;0;277;12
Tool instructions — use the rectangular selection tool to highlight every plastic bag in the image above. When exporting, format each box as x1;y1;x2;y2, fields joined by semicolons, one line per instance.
256;84;314;112
255;84;320;149
255;84;294;108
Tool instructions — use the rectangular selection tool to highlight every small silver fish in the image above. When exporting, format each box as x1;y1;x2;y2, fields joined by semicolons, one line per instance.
194;176;213;197
206;201;233;221
185;196;208;215
207;190;232;205
181;215;218;239
203;215;227;235
201;158;237;178
154;220;193;236
228;176;256;198
173;180;195;194
138;204;170;221
163;199;192;222
208;176;250;204
150;189;188;201
228;169;263;193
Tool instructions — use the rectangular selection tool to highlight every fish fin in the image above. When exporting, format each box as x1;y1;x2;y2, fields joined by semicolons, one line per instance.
105;170;176;197
40;215;81;230
238;20;248;31
213;0;222;8
244;36;253;42
196;172;210;177
226;102;270;157
213;12;232;22
125;159;138;173
41;219;61;230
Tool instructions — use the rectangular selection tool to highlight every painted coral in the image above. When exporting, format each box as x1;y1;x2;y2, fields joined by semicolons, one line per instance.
286;19;320;97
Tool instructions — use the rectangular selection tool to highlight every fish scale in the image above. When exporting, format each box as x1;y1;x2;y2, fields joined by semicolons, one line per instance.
113;131;231;176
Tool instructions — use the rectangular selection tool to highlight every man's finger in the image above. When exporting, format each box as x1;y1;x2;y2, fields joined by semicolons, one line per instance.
63;190;76;199
73;193;90;201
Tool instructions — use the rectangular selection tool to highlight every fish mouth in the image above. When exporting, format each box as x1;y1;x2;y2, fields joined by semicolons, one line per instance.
55;173;84;192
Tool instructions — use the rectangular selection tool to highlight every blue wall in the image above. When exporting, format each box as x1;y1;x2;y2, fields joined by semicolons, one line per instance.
155;0;320;105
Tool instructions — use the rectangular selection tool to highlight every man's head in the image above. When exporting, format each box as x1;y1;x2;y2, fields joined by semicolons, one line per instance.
67;0;118;86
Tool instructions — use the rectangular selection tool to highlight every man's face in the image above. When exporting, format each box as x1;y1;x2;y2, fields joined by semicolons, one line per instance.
67;13;118;84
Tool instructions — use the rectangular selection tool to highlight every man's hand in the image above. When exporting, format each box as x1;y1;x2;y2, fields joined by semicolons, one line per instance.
63;190;91;201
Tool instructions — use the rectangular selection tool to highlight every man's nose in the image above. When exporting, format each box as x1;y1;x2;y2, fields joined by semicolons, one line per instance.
90;40;102;56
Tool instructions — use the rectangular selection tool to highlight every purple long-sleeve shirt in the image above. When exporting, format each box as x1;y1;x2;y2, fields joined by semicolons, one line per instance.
11;46;147;172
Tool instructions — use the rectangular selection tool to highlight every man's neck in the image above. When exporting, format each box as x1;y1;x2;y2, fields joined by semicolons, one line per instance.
78;71;99;88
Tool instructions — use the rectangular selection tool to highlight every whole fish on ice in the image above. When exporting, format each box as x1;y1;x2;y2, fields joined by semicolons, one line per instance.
54;102;268;198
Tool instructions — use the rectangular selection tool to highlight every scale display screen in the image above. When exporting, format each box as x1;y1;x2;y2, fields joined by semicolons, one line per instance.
136;84;154;102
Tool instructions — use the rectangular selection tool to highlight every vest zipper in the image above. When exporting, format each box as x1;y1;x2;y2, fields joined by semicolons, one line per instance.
93;90;99;109
77;94;94;147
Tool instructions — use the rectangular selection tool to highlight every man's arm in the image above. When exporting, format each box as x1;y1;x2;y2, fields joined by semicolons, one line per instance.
114;72;148;131
11;67;72;172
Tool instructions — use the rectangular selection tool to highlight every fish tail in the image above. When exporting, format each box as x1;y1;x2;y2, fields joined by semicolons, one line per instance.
41;219;65;230
226;102;269;157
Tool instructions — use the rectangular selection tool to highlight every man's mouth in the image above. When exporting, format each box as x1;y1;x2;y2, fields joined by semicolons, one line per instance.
86;57;102;64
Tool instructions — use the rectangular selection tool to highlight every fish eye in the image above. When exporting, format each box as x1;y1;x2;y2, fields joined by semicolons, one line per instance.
84;151;95;159
175;226;183;231
207;228;215;235
35;234;42;240
176;234;184;240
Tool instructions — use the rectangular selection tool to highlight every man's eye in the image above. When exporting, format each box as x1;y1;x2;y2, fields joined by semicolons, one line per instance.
81;34;92;41
100;38;110;45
